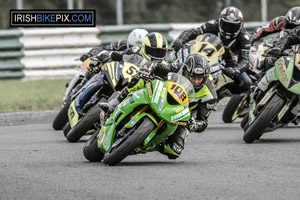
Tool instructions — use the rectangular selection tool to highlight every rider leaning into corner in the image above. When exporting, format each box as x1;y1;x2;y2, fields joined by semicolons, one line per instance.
251;27;300;124
251;7;300;44
99;31;218;160
172;6;252;101
75;28;149;89
253;7;300;72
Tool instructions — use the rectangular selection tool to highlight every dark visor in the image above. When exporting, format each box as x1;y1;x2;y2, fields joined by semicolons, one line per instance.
220;19;242;34
145;45;167;59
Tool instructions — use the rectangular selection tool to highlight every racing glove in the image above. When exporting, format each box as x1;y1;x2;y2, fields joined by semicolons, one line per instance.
137;70;153;81
80;53;92;62
188;118;208;133
172;38;184;52
223;67;240;79
79;47;102;62
265;47;282;56
110;51;123;61
97;52;111;63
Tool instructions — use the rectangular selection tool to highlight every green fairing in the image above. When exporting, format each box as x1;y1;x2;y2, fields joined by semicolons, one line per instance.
248;55;300;128
97;77;191;153
141;122;178;152
272;57;300;95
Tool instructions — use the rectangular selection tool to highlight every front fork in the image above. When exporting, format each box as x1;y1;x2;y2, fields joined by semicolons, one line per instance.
249;84;278;124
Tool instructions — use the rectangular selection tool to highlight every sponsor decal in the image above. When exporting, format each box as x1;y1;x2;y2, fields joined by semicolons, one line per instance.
277;106;288;121
259;93;270;105
277;59;289;82
158;98;164;111
161;87;166;97
176;107;184;113
97;126;106;146
173;121;187;126
171;107;189;121
147;83;152;98
172;143;182;154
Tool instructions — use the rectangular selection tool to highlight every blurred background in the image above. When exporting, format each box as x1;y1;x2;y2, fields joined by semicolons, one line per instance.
1;0;299;29
0;0;299;113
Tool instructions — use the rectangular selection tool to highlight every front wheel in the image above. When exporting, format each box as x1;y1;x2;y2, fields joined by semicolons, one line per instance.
103;117;155;166
66;97;107;143
63;122;71;138
240;113;249;130
243;94;285;143
222;94;249;123
83;129;104;162
52;96;71;130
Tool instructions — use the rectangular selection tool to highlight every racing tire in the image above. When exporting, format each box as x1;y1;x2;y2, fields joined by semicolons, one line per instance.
52;96;71;130
66;97;107;143
222;94;248;123
63;122;71;138
240;113;249;130
103;117;155;166
83;129;104;162
243;94;285;143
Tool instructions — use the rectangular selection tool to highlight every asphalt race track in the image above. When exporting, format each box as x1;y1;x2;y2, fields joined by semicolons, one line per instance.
1;107;300;200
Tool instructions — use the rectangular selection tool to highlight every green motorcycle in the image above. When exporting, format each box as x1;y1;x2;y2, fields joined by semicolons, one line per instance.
83;72;195;165
242;46;300;143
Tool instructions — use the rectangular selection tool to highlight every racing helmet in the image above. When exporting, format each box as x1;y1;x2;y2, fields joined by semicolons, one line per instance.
219;7;244;39
127;28;149;48
141;32;168;61
286;7;300;26
183;54;210;90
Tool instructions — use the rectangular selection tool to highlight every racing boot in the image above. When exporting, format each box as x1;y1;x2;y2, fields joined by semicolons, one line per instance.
158;126;189;159
216;85;233;101
99;87;129;119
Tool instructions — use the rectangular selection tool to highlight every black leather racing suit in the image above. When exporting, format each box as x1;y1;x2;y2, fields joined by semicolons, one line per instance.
175;19;252;98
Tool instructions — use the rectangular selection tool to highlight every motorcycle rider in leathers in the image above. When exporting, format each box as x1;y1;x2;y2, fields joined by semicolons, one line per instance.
172;6;252;100
69;29;149;113
100;33;218;159
251;7;300;44
251;27;300;124
79;28;149;82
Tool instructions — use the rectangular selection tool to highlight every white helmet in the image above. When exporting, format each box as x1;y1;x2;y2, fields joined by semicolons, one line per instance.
127;28;148;48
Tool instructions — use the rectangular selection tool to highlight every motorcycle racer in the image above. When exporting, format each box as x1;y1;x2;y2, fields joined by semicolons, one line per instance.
172;6;252;100
251;7;300;44
251;28;300;125
100;54;218;159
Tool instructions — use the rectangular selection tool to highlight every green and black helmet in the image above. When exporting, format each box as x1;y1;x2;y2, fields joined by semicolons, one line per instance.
183;54;210;90
286;7;300;26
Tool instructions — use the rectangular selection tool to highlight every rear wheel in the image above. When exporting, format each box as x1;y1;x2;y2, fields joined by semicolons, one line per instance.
243;94;285;143
66;97;107;143
222;94;249;123
103;117;155;166
83;129;104;162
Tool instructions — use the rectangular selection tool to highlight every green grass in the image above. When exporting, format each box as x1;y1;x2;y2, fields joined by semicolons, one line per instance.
0;74;231;114
0;79;71;113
